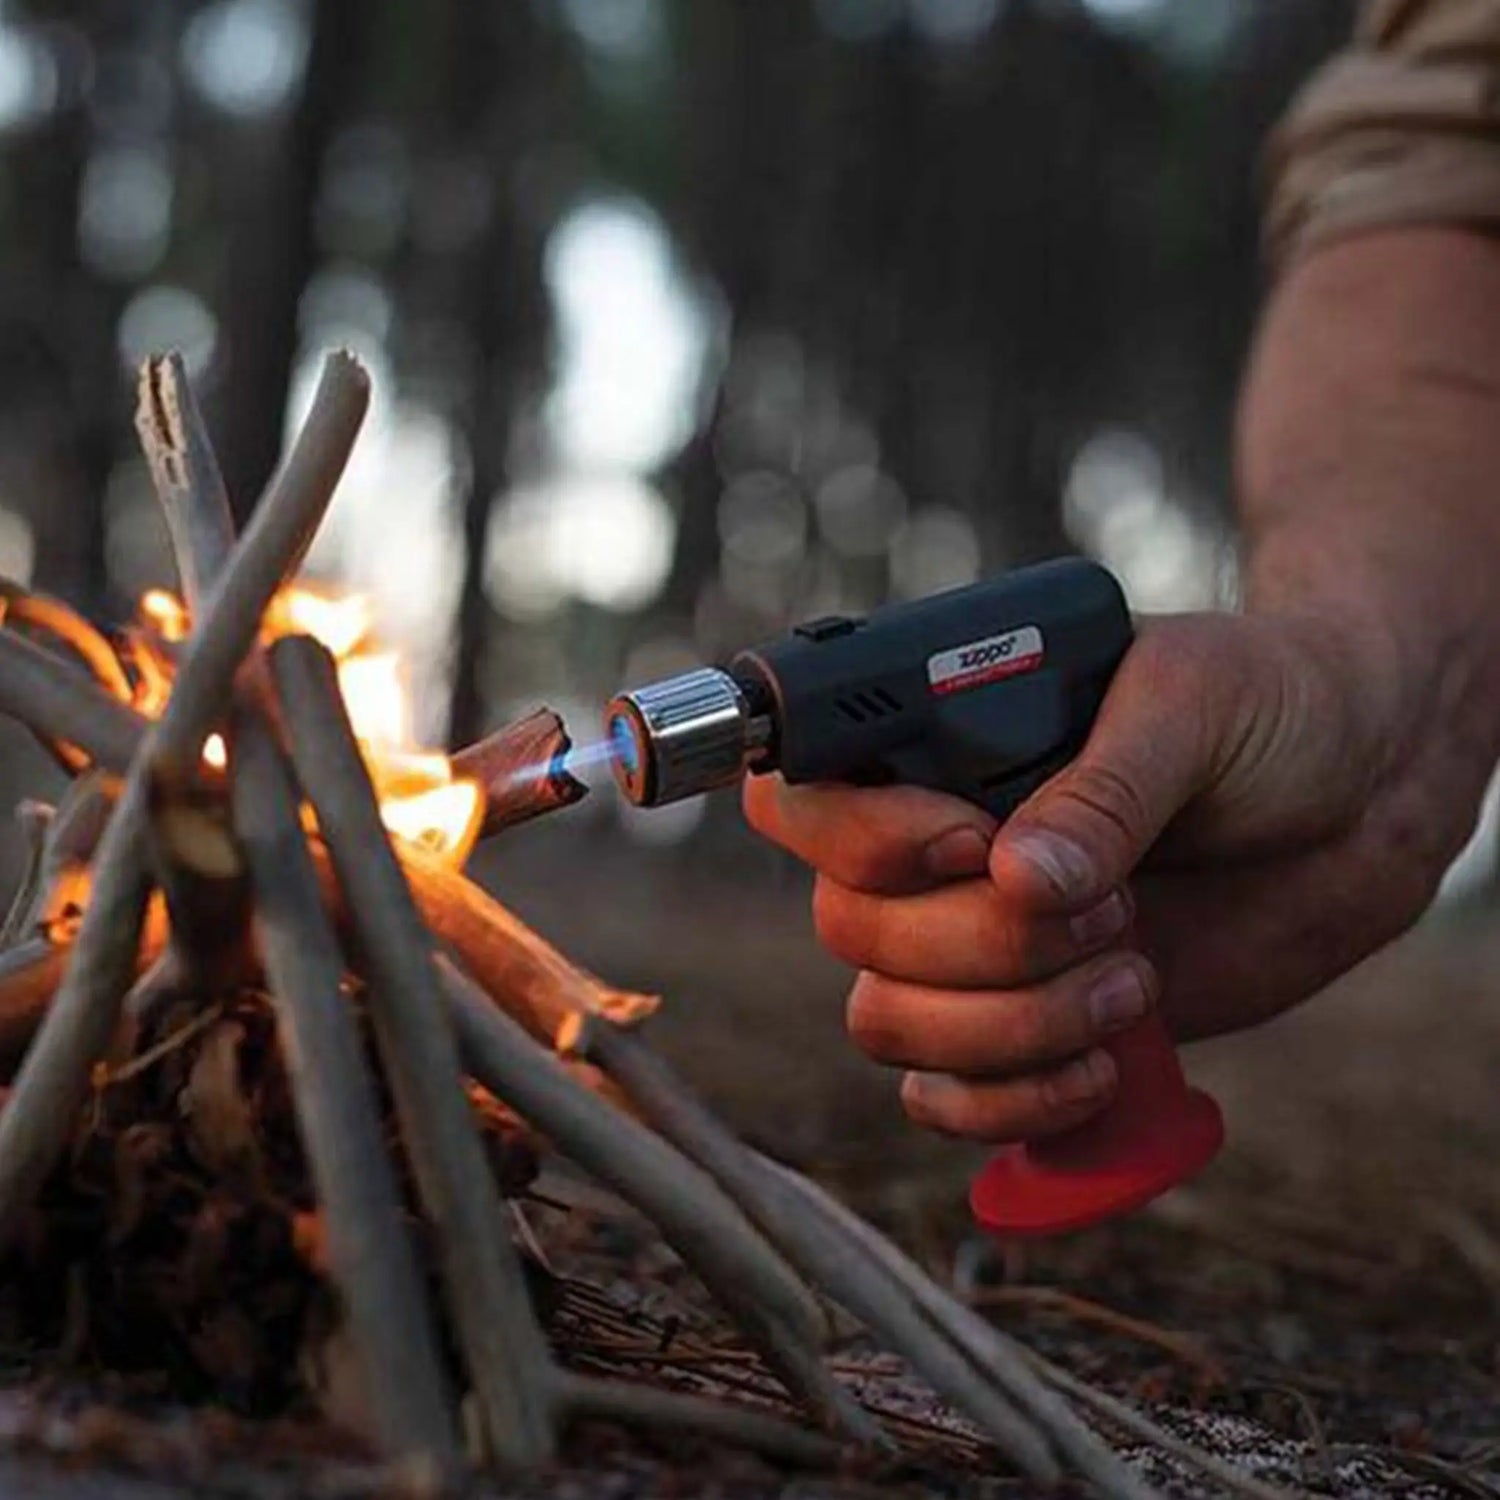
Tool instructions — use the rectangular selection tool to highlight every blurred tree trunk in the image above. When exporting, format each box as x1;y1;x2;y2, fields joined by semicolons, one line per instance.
440;0;553;748
212;0;371;521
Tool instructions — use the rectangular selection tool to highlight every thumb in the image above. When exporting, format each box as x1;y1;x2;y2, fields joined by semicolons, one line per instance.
989;628;1215;913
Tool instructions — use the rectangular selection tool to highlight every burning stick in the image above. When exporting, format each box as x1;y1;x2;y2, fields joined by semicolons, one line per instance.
0;585;133;706
272;636;555;1468
452;709;587;836
0;351;369;1248
230;715;458;1465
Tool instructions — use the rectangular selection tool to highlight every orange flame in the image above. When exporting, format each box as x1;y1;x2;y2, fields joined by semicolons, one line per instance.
133;584;480;867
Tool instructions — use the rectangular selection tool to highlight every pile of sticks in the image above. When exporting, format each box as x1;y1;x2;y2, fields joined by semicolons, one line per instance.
0;348;1273;1499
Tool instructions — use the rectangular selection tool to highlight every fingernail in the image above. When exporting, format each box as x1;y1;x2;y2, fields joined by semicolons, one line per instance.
1088;964;1150;1033
1005;830;1097;904
1070;890;1131;947
924;826;992;880
1044;1050;1116;1109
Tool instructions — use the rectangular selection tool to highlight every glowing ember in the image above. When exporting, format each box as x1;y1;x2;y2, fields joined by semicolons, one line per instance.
133;584;480;866
141;589;190;644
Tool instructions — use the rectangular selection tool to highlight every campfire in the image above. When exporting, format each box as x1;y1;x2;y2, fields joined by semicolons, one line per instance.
0;350;1255;1497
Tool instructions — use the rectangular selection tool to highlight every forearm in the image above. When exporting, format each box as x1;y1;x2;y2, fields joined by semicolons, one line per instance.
1236;227;1500;764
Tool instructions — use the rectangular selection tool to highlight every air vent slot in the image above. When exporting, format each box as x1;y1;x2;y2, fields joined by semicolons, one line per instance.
836;689;904;725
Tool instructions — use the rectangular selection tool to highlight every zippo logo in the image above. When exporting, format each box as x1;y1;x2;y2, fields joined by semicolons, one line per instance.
927;626;1044;696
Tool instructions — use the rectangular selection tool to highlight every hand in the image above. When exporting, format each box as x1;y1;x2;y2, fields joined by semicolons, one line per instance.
744;609;1495;1145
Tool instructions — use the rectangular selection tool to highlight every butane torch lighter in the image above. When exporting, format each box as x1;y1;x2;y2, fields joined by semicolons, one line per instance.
604;556;1223;1237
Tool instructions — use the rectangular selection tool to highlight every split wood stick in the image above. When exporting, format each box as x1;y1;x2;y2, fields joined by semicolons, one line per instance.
440;958;878;1447
231;715;458;1464
570;1018;1062;1485
452;709;587;836
272;636;554;1469
761;1159;1162;1500
152;350;370;782
134;352;237;607
0;586;133;704
552;1372;842;1469
0;352;370;1246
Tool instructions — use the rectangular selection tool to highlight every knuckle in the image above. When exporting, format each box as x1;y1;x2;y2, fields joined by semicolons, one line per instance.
1056;761;1153;852
1002;990;1066;1062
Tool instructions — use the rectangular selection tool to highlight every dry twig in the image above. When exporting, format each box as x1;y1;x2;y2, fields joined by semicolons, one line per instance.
0;351;369;1249
273;636;554;1468
441;957;877;1447
231;715;458;1464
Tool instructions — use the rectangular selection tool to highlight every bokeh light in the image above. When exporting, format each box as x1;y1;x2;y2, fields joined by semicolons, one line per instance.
117;286;218;378
181;0;307;116
544;197;713;475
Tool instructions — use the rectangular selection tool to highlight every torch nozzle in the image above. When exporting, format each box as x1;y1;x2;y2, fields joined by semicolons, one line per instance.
605;667;768;808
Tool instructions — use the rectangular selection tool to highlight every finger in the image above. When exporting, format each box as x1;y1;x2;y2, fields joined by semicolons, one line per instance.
847;952;1156;1075
813;872;1134;988
744;774;996;895
989;620;1232;914
900;1051;1118;1143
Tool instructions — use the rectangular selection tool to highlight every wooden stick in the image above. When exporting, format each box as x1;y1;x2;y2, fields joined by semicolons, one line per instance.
272;635;554;1468
552;1372;842;1469
134;352;237;607
452;709;587;836
144;776;249;995
0;629;149;776
0;586;133;704
761;1158;1160;1500
0;351;369;1247
570;1018;1066;1486
440;958;879;1447
153;350;370;781
230;714;458;1464
399;846;658;1040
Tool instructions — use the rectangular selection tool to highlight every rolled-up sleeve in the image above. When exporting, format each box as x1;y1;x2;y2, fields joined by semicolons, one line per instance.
1266;0;1500;268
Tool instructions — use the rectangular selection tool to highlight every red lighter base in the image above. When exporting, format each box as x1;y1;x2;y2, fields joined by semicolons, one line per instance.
969;1014;1224;1239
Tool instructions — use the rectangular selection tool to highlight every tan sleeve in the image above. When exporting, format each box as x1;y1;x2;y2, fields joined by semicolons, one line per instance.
1265;0;1500;269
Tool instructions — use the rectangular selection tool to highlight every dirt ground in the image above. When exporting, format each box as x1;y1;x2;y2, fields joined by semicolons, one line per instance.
0;812;1498;1496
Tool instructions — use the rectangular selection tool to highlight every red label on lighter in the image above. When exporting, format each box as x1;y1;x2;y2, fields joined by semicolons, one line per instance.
926;625;1044;696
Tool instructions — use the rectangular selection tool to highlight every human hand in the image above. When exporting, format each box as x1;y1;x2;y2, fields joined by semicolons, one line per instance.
744;609;1495;1144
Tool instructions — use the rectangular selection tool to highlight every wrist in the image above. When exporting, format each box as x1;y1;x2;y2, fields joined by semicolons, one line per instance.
1244;522;1500;793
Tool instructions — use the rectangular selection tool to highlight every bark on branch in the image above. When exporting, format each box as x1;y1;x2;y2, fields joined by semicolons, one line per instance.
272;635;555;1468
231;714;458;1465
